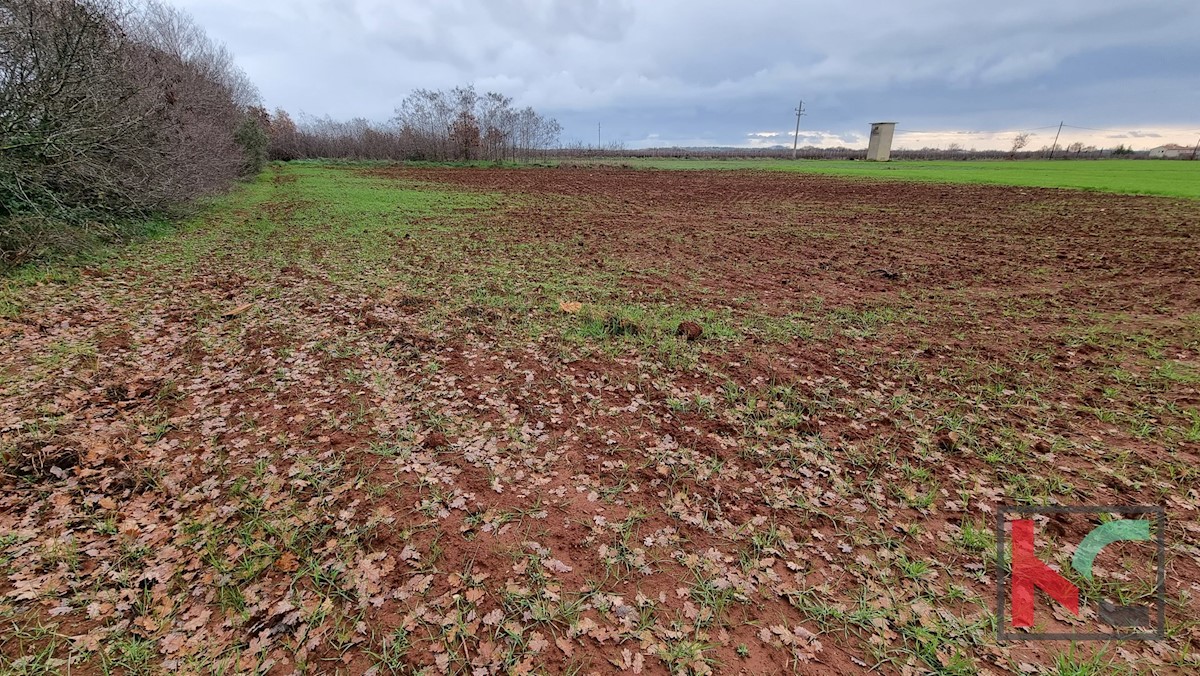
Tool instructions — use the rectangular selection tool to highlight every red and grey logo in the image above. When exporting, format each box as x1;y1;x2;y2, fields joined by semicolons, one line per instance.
996;506;1165;641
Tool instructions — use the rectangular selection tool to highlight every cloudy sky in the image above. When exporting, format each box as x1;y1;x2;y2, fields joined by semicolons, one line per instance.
176;0;1200;150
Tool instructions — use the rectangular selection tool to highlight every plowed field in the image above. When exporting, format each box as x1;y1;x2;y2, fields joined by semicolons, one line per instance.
3;163;1198;674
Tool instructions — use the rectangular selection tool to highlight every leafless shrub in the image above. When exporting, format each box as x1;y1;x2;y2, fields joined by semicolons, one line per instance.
0;0;263;269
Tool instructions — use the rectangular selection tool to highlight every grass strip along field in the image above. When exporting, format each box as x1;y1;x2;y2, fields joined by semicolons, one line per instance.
584;158;1200;200
1;163;1199;674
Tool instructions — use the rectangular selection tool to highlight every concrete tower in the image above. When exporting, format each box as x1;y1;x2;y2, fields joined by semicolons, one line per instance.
866;122;896;161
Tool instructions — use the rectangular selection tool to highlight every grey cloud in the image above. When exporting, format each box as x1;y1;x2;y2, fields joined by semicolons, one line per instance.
483;0;634;43
174;0;1200;149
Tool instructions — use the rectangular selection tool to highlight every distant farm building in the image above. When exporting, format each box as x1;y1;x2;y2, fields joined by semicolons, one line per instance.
1148;144;1194;159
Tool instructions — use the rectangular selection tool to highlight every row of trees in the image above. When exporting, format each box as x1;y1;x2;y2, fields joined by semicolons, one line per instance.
554;145;1132;162
1010;133;1109;158
262;86;562;163
0;0;564;267
1;0;267;268
392;86;561;162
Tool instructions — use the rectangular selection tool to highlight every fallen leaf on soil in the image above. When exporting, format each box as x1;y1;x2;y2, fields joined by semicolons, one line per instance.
275;552;300;572
221;303;254;319
559;301;583;314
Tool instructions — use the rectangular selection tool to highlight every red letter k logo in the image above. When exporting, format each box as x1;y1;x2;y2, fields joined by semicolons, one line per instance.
1011;519;1080;627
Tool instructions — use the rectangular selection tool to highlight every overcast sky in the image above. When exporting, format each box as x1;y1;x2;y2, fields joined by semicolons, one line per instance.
176;0;1200;150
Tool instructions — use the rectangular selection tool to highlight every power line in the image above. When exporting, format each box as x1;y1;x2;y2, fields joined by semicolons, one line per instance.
1063;123;1200;137
894;123;1200;142
1062;124;1141;133
862;120;1200;136
895;125;1058;135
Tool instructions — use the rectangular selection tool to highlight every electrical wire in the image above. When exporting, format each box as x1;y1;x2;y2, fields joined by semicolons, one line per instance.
891;123;1197;136
894;125;1058;135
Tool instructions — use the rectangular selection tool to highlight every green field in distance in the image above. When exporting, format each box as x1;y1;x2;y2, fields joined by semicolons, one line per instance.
584;158;1200;199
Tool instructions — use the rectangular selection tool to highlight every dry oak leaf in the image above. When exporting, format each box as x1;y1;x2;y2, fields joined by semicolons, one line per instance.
528;633;549;652
274;552;300;573
482;608;504;626
558;301;583;314
221;303;254;319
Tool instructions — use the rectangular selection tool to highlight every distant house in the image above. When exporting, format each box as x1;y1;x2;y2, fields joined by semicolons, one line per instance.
1148;143;1195;159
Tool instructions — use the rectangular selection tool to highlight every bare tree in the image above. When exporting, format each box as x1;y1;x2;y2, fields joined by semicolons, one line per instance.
391;85;560;162
1010;132;1031;158
449;86;481;161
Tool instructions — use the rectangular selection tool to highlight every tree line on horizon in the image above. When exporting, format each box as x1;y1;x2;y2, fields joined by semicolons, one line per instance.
0;0;561;269
263;86;562;163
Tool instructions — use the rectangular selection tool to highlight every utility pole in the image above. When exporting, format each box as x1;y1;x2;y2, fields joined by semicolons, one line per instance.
791;101;806;160
597;123;601;151
1048;120;1063;159
1192;136;1199;161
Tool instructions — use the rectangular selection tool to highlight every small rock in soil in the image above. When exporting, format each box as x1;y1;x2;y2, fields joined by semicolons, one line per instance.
676;321;703;341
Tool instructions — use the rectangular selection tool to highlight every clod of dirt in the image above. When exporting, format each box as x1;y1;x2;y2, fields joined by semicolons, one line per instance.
676;321;703;341
790;418;821;435
423;431;449;450
363;312;389;329
1032;439;1051;453
602;315;640;337
935;431;962;451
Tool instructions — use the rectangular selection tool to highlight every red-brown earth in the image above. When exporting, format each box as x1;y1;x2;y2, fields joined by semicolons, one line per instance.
2;163;1198;674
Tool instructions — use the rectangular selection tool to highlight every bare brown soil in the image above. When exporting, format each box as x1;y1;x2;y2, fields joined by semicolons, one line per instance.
2;164;1198;675
385;165;1198;314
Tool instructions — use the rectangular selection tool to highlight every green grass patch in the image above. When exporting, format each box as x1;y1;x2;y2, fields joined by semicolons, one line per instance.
580;158;1200;199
